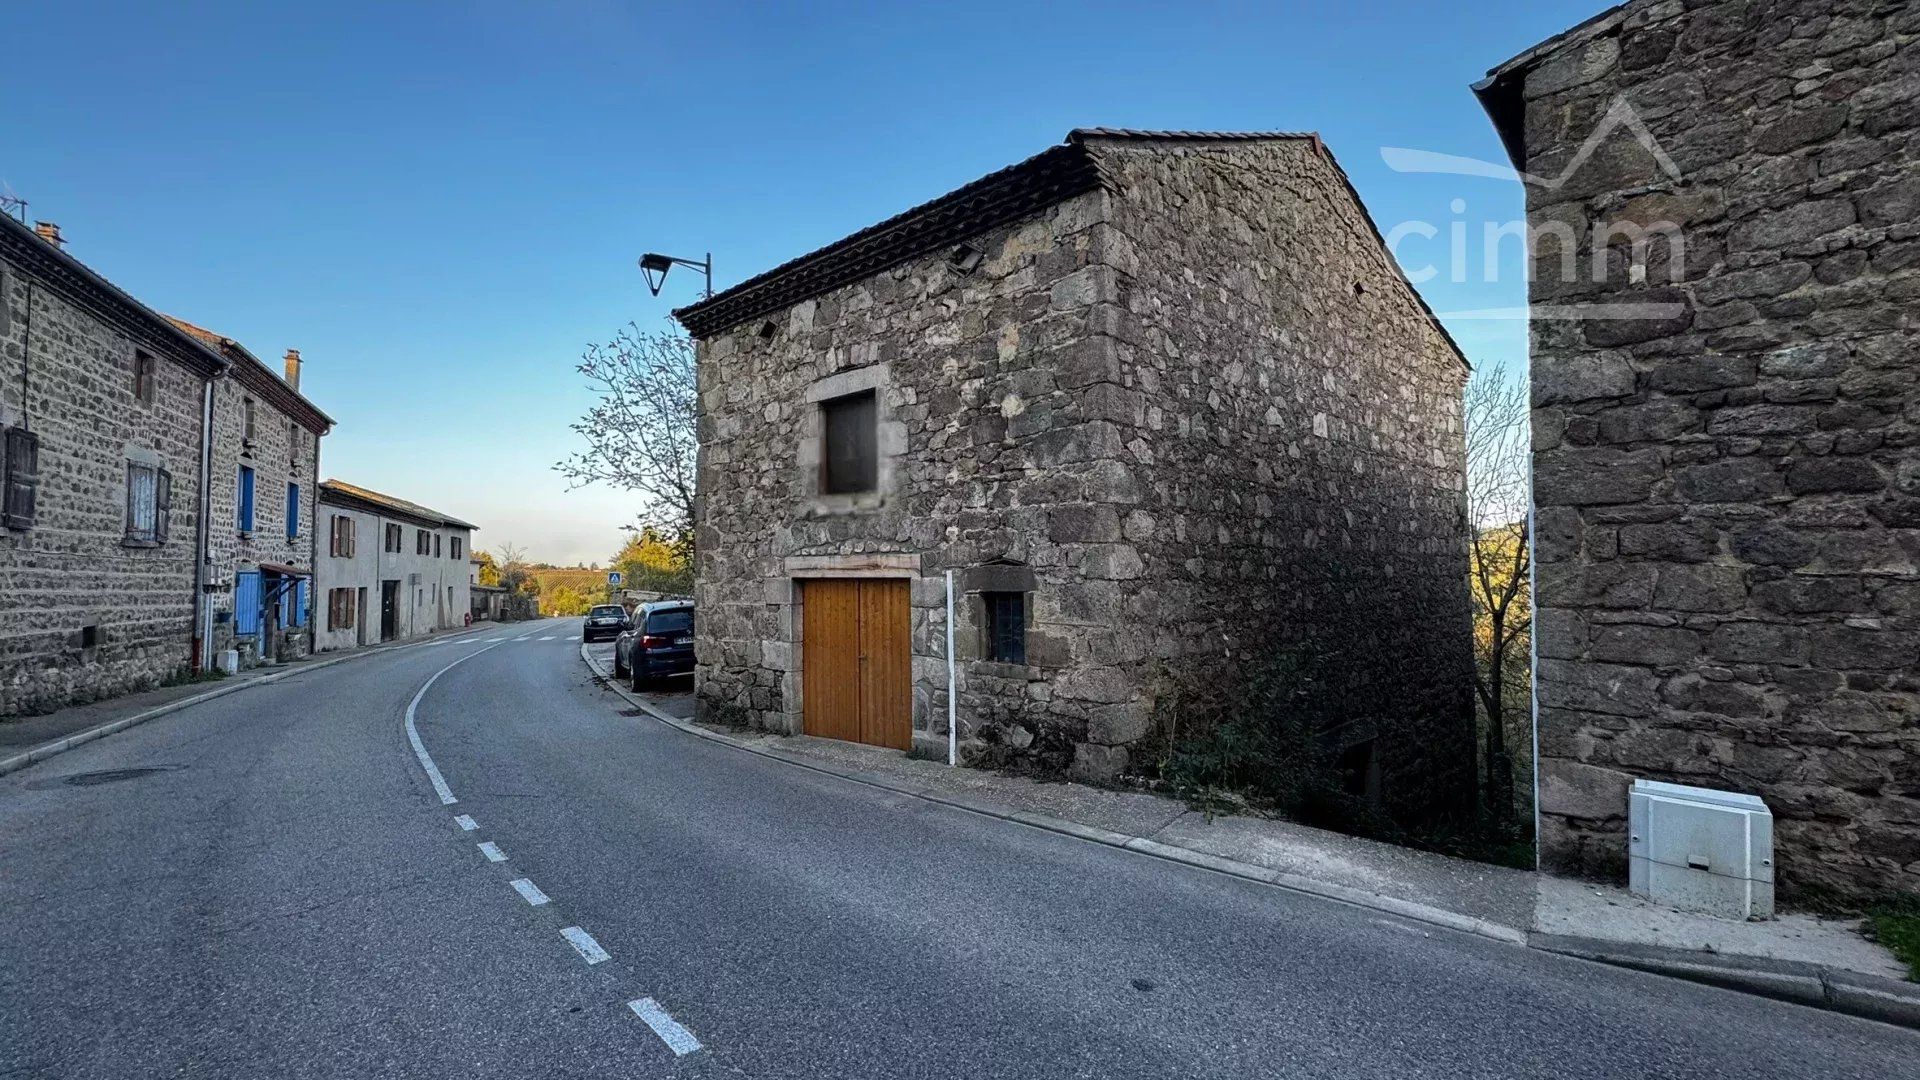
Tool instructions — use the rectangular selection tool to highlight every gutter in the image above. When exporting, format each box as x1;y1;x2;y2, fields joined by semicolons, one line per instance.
193;371;224;671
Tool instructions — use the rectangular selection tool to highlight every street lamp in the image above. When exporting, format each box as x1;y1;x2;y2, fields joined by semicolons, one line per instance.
639;251;713;299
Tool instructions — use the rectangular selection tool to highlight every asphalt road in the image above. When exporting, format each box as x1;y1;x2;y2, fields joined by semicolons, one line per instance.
2;618;1915;1079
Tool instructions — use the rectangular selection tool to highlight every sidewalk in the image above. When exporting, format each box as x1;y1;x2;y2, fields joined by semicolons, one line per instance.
0;620;529;776
582;643;1918;1030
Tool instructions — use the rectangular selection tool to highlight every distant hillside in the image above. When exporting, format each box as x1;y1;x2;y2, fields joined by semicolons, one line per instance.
527;567;615;614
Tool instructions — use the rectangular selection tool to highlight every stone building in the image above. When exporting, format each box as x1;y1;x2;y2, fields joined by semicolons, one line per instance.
0;217;229;714
1476;0;1919;896
167;320;332;666
314;480;475;651
679;129;1476;815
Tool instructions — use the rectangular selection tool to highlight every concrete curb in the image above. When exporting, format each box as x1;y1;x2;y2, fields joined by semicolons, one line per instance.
1529;933;1920;1031
0;622;516;779
582;644;1920;1030
581;645;1529;947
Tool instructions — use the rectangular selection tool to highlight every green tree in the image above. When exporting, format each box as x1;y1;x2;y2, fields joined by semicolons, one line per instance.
611;526;693;596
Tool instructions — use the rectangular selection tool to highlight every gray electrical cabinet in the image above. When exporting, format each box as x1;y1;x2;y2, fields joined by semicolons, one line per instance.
1628;779;1774;920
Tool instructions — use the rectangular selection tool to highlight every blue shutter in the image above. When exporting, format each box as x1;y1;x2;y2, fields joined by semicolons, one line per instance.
286;483;299;538
294;580;309;628
234;571;262;636
237;467;255;532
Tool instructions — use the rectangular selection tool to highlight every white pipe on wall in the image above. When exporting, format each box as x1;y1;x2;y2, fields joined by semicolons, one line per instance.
946;569;957;768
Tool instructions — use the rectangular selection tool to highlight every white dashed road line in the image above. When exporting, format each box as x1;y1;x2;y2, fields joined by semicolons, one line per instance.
478;841;507;862
561;926;610;964
538;635;557;641
454;814;478;831
627;998;702;1056
403;638;506;806
509;878;551;906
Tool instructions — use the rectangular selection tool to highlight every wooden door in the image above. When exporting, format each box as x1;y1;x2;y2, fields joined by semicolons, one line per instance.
802;578;911;750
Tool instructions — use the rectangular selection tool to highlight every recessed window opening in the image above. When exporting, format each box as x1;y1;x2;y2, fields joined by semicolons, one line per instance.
820;390;877;495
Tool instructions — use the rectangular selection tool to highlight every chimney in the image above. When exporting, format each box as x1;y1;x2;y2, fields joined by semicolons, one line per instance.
283;349;302;391
33;221;63;248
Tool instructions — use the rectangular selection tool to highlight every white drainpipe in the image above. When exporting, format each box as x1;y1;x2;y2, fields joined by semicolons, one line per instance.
192;373;220;670
946;569;957;767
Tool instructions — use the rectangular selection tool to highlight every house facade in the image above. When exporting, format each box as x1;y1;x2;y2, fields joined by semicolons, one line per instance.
0;218;228;714
679;130;1475;816
314;481;475;650
1476;0;1919;896
167;321;332;667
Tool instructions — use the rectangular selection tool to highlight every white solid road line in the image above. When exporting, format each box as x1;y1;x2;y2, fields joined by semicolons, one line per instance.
627;998;702;1056
478;841;507;862
402;639;507;806
561;926;610;964
454;814;478;831
509;878;551;906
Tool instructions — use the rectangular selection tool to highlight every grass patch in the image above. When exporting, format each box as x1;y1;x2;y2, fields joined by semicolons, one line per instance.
1868;899;1920;981
159;667;229;689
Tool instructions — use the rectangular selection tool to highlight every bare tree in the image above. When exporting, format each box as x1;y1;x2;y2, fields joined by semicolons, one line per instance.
1464;362;1531;828
492;541;533;594
555;324;697;537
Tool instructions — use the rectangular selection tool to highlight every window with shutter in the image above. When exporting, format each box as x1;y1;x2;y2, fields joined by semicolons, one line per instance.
126;462;160;545
132;349;158;404
2;427;40;530
287;483;300;539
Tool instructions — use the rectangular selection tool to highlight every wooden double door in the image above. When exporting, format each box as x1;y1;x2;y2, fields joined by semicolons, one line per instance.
801;578;912;750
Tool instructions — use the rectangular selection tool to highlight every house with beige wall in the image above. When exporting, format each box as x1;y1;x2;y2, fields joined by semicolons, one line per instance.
315;481;475;650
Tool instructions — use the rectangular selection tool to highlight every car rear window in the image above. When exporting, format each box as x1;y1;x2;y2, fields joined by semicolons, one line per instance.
645;610;693;634
590;606;624;617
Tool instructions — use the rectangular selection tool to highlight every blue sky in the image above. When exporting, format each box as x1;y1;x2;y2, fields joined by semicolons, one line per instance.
2;1;1596;565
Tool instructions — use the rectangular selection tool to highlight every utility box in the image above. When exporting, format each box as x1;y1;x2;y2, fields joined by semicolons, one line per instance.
1629;779;1774;920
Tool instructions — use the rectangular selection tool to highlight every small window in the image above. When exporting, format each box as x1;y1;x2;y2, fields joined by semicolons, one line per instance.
434;533;442;558
450;536;463;560
289;422;300;464
416;528;429;556
132;349;157;404
237;465;256;532
286;483;300;538
983;591;1026;664
820;390;877;495
124;461;171;545
243;398;256;444
385;522;402;553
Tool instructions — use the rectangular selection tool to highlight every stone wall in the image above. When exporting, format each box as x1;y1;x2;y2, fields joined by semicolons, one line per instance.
205;370;322;663
693;187;1123;758
1510;0;1919;896
1090;136;1477;814
0;254;209;715
693;135;1476;813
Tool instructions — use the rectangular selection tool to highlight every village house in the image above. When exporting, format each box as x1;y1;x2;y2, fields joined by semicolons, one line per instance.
1476;0;1919;897
314;480;475;650
677;129;1476;816
0;217;230;714
166;319;333;667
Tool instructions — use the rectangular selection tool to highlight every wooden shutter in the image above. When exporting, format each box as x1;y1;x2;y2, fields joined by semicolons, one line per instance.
344;517;355;557
3;427;40;530
156;468;172;543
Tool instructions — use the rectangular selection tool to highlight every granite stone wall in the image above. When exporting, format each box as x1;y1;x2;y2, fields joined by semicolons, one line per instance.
1089;136;1477;814
205;371;322;663
0;255;209;715
1512;0;1919;895
693;136;1476;814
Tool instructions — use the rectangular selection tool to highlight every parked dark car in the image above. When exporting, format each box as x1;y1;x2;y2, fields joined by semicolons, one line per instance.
582;604;631;643
614;601;695;688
